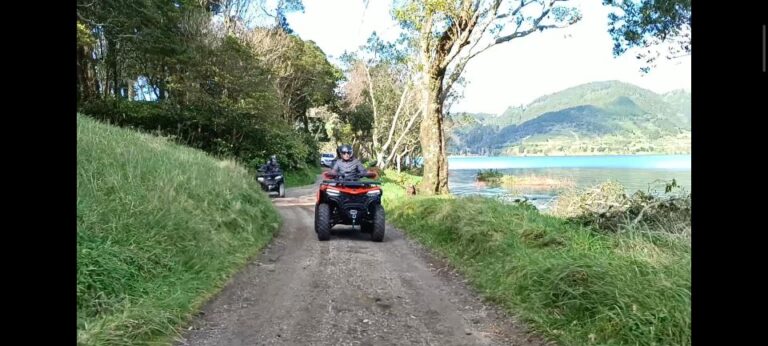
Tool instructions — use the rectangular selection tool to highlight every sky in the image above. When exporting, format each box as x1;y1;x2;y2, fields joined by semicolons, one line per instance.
285;0;691;115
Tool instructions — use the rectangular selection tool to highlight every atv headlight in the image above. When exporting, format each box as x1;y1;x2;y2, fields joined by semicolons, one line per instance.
327;188;340;196
257;177;264;182
275;175;282;180
366;190;381;196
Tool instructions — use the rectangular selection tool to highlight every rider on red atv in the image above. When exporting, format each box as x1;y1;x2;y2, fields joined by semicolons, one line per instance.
326;144;369;180
315;144;385;242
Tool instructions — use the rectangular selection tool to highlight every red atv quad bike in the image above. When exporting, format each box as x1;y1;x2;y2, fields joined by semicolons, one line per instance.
314;170;385;242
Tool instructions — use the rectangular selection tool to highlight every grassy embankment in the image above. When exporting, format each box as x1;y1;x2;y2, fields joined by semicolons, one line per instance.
77;114;281;345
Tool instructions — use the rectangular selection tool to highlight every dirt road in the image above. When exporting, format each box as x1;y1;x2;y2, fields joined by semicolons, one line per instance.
176;178;547;346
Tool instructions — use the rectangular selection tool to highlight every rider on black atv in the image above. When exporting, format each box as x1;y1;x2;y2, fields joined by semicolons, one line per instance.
328;144;368;180
260;155;281;173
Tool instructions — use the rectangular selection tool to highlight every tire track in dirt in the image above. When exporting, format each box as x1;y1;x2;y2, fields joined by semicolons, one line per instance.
176;178;549;346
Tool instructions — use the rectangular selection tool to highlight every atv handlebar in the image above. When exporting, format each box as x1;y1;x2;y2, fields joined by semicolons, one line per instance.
323;171;378;180
322;180;381;187
321;171;381;186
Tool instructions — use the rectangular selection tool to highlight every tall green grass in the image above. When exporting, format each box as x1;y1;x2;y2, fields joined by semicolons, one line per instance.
284;164;322;187
383;171;690;345
378;169;423;208
77;114;281;345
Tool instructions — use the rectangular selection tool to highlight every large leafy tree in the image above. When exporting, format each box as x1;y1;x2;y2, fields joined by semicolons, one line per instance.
603;0;691;73
393;0;581;194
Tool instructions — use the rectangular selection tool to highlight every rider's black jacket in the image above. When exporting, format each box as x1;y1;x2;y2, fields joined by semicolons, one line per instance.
330;158;367;179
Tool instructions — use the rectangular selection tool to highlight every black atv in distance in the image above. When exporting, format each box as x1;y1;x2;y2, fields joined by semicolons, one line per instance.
257;169;286;198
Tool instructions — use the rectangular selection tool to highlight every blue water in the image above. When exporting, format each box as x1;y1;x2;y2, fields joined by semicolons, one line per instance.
446;155;691;210
448;155;691;170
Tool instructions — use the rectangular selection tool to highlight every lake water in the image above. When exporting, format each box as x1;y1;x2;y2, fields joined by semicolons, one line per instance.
447;155;691;210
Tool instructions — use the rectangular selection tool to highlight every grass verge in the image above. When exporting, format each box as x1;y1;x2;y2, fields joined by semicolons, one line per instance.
284;165;322;187
77;114;281;345
382;171;690;345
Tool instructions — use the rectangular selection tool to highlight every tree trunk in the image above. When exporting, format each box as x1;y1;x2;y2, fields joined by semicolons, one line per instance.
127;79;135;100
376;152;387;169
157;64;168;100
109;40;120;97
158;79;167;100
301;111;310;133
76;44;97;103
418;69;450;195
396;145;409;173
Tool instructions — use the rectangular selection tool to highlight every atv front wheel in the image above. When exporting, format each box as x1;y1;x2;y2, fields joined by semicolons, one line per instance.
361;221;373;233
315;203;331;241
371;204;385;242
278;183;286;197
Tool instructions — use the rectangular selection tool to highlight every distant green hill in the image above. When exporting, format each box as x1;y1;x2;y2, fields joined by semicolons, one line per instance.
448;81;691;156
662;89;692;124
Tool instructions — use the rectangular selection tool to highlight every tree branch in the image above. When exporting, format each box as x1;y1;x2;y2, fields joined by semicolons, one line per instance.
381;84;410;153
440;0;491;70
493;0;573;45
364;64;380;149
441;0;505;99
260;2;276;18
496;0;534;20
441;11;481;69
77;12;104;27
421;12;435;55
386;108;421;163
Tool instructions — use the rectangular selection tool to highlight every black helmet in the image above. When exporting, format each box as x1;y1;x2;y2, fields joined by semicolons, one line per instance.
270;155;277;161
338;144;353;160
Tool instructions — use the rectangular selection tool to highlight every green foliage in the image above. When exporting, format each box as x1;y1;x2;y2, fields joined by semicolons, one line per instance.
388;195;690;345
77;115;280;345
603;0;691;72
475;169;503;183
77;21;96;46
337;38;422;166
79;99;317;172
267;33;343;124
284;165;322;187
378;169;423;208
76;0;340;177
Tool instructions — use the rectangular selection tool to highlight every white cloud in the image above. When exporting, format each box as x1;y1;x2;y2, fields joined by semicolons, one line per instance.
286;0;400;61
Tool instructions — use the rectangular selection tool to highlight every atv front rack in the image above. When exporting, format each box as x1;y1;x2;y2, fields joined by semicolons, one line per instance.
322;180;382;187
